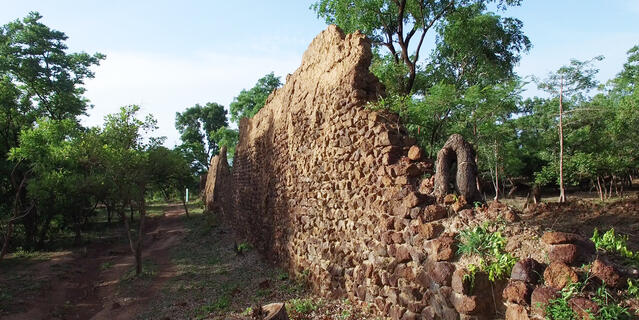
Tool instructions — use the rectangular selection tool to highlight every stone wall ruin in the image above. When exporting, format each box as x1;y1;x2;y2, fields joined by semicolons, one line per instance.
203;26;568;320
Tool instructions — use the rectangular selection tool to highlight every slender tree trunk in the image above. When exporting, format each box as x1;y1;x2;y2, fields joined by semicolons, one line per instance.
119;206;136;257
597;176;604;201
106;203;112;225
37;212;53;250
181;198;190;218
493;141;499;202
1;176;28;261
135;196;146;275
608;176;614;199
558;76;566;203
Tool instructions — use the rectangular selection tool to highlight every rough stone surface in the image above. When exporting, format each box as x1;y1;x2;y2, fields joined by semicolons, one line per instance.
548;244;579;265
544;261;578;289
511;258;544;284
430;234;457;261
430;262;455;286
530;286;559;317
569;297;598;320
202;25;510;319
408;145;423;161
505;304;530;320
591;259;623;288
541;231;596;254
502;281;532;305
434;134;480;202
203;146;231;215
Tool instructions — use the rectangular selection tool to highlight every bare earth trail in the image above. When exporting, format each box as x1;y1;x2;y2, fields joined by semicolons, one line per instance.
2;204;186;320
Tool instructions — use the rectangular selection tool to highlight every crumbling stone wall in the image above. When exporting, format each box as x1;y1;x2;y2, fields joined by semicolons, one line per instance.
204;146;232;218
205;26;515;319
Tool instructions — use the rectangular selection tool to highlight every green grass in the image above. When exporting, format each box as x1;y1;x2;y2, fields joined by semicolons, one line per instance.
287;298;321;314
543;280;633;320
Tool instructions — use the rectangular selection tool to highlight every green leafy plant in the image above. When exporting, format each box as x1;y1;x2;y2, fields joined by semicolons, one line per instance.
593;285;632;320
287;298;320;314
591;228;639;267
544;281;583;320
241;306;253;315
628;279;639;299
458;222;518;282
236;242;252;254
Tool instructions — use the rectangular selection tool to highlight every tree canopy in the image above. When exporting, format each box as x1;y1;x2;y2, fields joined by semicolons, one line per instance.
229;72;282;123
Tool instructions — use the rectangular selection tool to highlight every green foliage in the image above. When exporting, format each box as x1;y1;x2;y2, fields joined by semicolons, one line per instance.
175;102;228;173
593;285;632;320
287;298;320;314
0;11;105;120
627;279;639;299
229;72;281;123
458;221;517;281
236;242;251;254
210;126;239;161
544;279;633;320
591;228;639;267
311;0;523;94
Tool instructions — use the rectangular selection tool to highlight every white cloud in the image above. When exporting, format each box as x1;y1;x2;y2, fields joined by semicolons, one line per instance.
81;50;301;147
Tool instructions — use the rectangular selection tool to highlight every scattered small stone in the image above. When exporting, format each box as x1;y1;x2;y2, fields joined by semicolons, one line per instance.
591;259;624;288
430;234;457;261
544;261;578;289
407;145;422;161
530;286;559;316
511;258;544;284
548;244;578;265
502;280;533;305
569;297;598;320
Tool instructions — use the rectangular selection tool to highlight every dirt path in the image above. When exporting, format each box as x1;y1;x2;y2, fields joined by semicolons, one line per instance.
2;204;186;320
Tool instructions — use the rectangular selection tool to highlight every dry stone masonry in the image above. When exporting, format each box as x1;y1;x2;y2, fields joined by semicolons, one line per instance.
203;26;637;319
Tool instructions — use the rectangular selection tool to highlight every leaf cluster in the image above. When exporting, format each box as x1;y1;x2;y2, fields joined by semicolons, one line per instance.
457;221;517;281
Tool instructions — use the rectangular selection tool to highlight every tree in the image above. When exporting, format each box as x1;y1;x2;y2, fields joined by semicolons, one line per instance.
535;56;603;202
427;4;530;89
312;0;522;94
148;146;196;216
211;126;239;161
0;12;105;120
229;72;282;123
102;105;159;275
0;12;104;253
175;102;227;174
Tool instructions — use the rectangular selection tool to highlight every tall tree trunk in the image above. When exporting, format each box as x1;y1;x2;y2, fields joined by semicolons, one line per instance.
597;176;604;201
106;203;112;225
135;196;146;276
119;206;136;257
493;141;500;202
558;76;566;203
37;211;53;250
1;176;28;261
181;198;190;218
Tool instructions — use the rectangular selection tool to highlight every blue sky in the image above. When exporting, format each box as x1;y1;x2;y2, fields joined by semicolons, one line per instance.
2;1;638;146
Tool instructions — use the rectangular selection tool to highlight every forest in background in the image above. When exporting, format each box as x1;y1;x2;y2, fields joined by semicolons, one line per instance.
1;0;638;268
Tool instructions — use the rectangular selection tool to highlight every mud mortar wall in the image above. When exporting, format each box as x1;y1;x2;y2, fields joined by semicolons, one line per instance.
210;26;499;319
